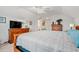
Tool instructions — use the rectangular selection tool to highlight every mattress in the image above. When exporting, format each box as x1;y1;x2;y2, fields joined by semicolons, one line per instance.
16;30;79;52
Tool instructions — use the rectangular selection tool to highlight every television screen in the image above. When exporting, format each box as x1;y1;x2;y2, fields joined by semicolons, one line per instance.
10;21;22;28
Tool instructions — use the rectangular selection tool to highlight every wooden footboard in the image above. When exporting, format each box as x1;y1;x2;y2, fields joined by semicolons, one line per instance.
13;34;21;52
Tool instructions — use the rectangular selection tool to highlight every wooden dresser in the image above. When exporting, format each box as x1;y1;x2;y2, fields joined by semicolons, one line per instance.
51;24;62;31
8;28;29;44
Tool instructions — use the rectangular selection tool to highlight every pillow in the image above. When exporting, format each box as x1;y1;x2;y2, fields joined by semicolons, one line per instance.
67;30;79;48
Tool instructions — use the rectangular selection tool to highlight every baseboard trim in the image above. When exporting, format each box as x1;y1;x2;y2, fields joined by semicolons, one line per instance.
0;41;8;47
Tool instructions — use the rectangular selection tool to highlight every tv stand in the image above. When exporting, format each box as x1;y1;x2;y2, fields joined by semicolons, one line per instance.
8;28;29;44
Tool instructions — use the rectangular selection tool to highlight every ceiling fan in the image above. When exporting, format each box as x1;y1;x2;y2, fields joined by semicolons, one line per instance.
31;6;52;14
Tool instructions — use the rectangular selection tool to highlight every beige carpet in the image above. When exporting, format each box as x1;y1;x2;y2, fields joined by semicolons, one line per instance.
0;43;13;52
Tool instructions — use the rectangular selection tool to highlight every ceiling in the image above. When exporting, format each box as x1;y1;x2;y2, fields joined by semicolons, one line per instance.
0;6;79;20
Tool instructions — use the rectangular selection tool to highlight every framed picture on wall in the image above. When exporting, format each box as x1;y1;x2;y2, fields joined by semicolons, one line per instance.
0;17;6;23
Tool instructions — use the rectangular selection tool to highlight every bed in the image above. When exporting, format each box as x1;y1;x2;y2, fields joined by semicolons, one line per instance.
14;30;79;52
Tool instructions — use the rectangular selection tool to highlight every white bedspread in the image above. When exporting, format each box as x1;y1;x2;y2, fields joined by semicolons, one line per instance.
16;30;79;52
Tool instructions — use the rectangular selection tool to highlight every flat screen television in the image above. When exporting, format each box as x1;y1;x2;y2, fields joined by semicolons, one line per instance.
10;21;22;28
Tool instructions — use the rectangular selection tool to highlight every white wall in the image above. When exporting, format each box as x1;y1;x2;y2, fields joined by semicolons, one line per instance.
0;17;27;44
37;14;75;31
62;6;79;19
62;6;79;25
0;17;9;43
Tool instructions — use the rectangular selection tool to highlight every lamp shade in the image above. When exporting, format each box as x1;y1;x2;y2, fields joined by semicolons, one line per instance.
70;24;74;27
